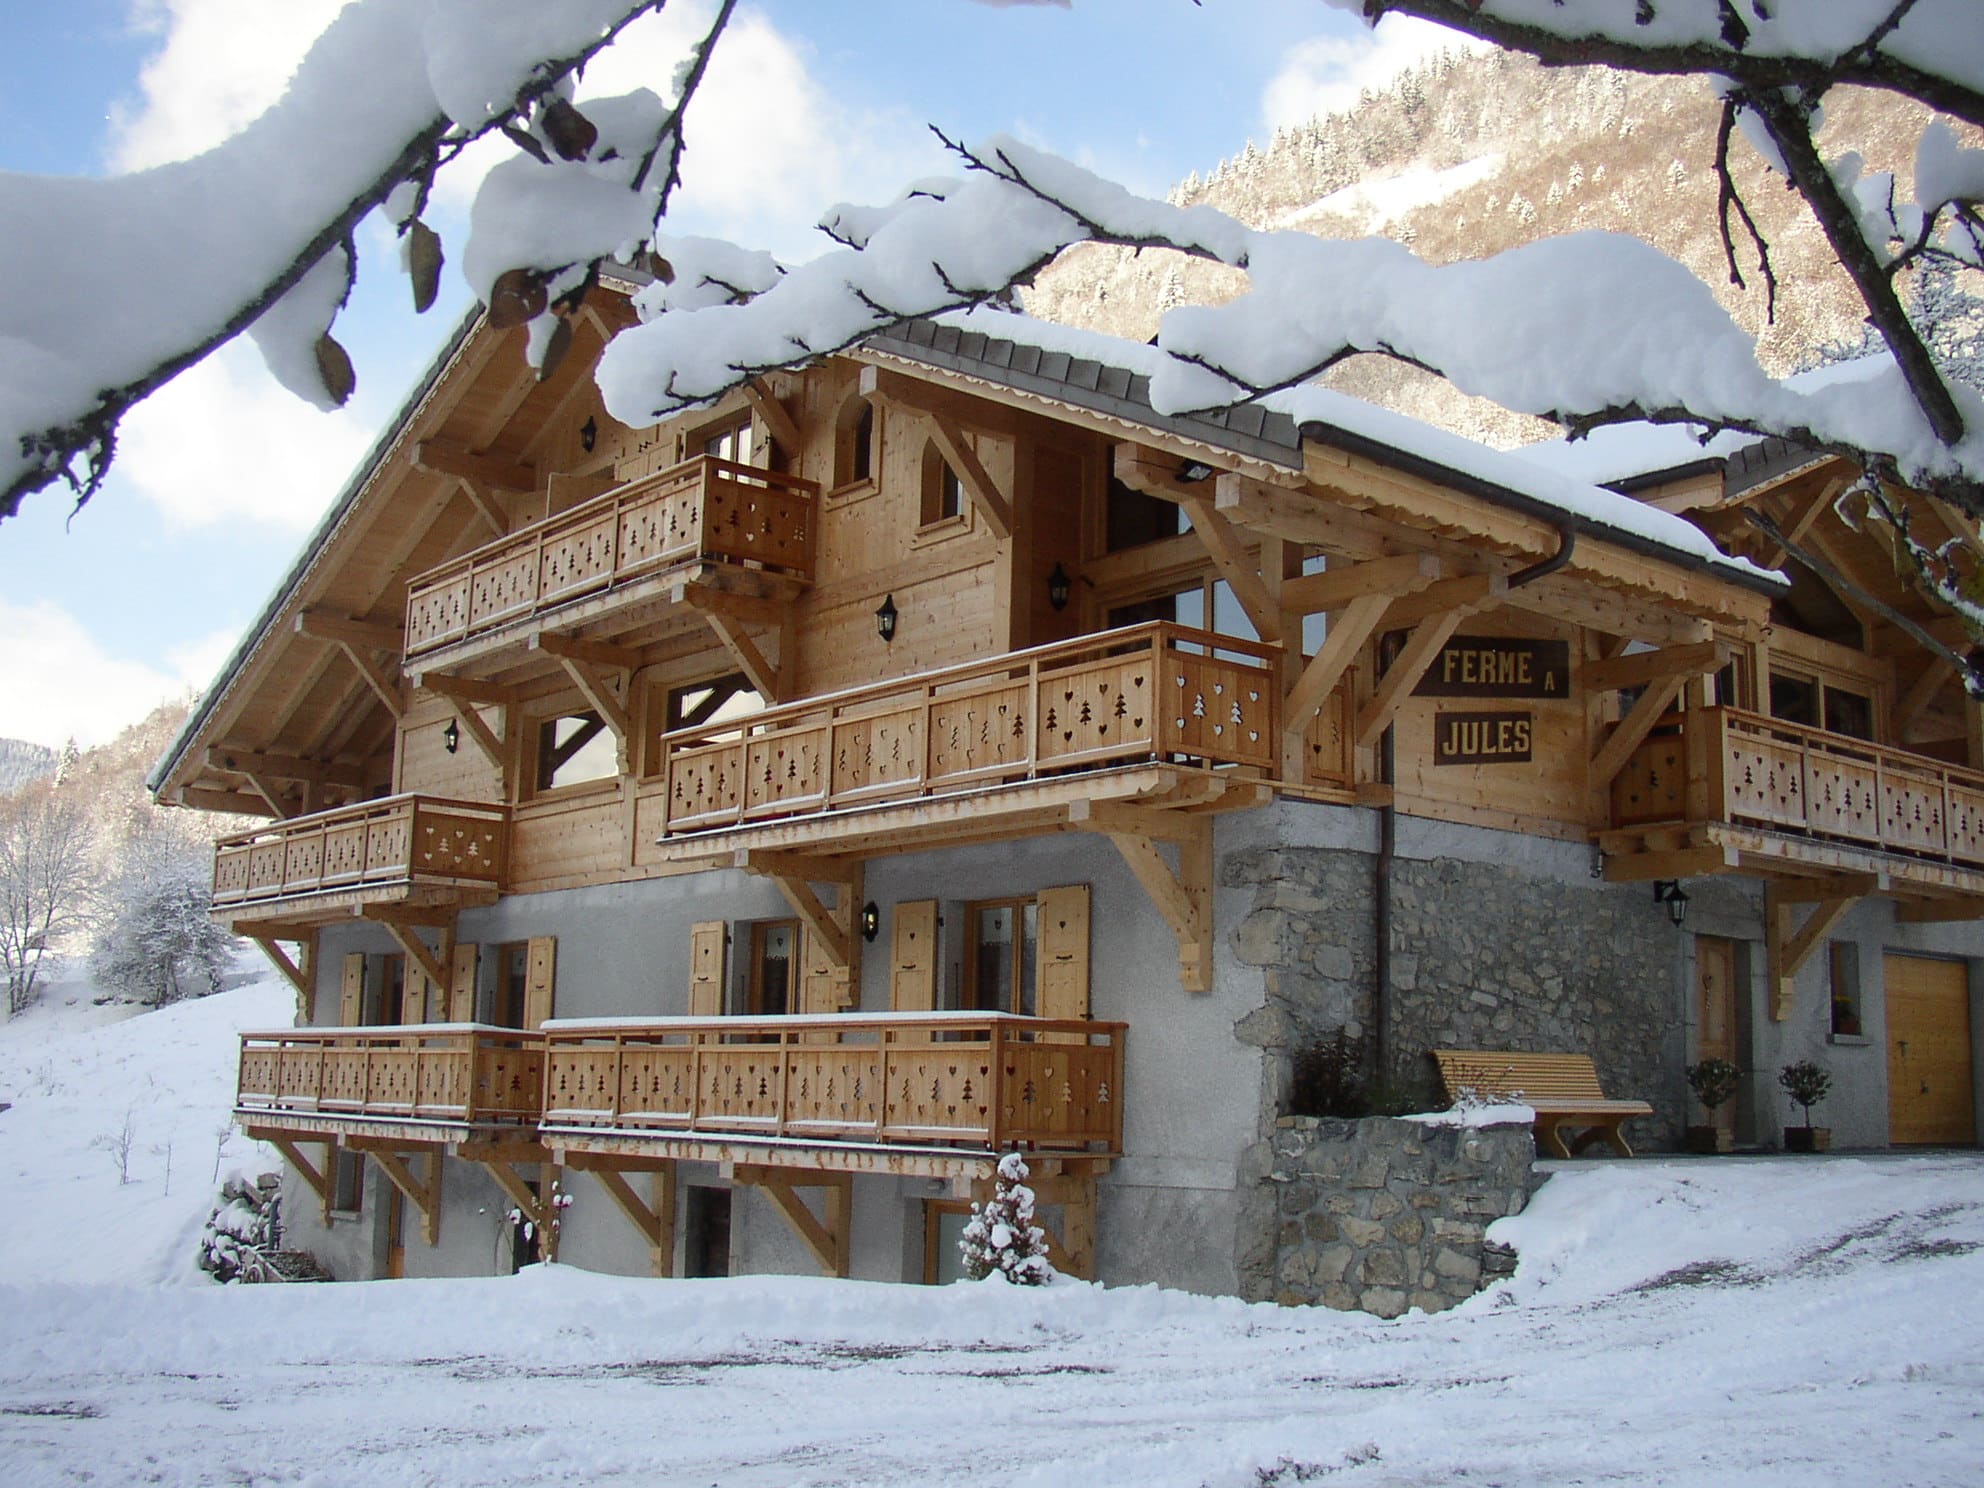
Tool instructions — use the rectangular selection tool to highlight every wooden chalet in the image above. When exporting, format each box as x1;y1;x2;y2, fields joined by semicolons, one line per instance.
152;291;1980;1291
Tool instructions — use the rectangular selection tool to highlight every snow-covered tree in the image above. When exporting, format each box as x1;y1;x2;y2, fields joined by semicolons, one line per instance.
5;1;1983;658
92;826;236;1007
959;1151;1054;1285
0;784;98;1018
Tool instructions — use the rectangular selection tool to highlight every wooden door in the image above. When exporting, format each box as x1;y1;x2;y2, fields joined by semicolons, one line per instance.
1695;935;1738;1140
892;900;938;1011
1885;953;1976;1146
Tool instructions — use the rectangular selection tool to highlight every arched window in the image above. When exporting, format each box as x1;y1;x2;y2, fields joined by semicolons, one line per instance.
833;395;877;490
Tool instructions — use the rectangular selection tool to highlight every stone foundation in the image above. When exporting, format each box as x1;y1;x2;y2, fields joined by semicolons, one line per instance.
1254;1113;1537;1316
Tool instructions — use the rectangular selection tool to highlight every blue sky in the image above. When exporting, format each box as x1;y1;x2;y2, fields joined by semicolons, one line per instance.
0;0;1455;748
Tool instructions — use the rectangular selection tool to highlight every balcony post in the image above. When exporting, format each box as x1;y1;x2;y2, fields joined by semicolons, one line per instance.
988;1019;1008;1152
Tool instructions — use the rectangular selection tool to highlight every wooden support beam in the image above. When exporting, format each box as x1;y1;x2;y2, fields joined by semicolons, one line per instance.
1099;816;1213;992
413;437;537;493
247;934;313;1019
378;917;449;998
1583;641;1726;694
455;477;509;538
239;770;294;820
1355;606;1473;748
1178;495;1279;643
177;786;284;817
588;1163;676;1277
536;646;631;751
924;414;1012;540
296;607;404;653
477;1158;550;1241
364;1148;442;1246
268;1137;329;1214
409;671;517;706
1588;674;1688;792
1284;591;1390;730
734;1167;850;1277
764;873;851;969
205;746;367;789
1278;552;1441;615
1895;897;1984;924
1064;798;1205;843
437;697;506;774
732;849;861;884
743;380;802;454
1765;884;1859;1021
1600;844;1739;882
1373;570;1504;632
333;640;405;720
703;609;783;702
530;631;644;671
1768;873;1887;903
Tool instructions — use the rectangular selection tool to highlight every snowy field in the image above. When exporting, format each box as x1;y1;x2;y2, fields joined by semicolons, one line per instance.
3;977;1983;1487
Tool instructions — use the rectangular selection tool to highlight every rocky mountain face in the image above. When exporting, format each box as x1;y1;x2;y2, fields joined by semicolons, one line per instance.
0;738;58;797
1024;47;1949;449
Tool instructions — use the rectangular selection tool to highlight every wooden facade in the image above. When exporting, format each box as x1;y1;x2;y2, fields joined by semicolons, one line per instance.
154;292;1984;1286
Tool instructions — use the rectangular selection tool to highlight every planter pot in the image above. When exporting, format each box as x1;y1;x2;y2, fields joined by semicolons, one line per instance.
1685;1125;1734;1154
1784;1126;1832;1153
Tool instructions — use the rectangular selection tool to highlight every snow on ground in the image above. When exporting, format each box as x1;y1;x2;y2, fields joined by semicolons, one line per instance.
2;972;1983;1486
0;964;290;1285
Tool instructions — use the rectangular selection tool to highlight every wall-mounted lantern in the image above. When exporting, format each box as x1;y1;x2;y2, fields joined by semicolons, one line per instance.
1047;561;1072;612
442;718;461;755
1653;879;1690;928
580;416;598;453
861;901;880;942
875;593;899;644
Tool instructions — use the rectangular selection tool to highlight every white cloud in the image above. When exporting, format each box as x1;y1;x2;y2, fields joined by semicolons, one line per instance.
118;343;375;531
0;601;225;749
108;0;352;173
1262;16;1489;134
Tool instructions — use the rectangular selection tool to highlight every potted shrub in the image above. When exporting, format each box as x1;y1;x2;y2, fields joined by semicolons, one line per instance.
1777;1059;1833;1152
1684;1058;1741;1153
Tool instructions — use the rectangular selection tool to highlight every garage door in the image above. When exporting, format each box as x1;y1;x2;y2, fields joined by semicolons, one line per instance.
1884;954;1976;1146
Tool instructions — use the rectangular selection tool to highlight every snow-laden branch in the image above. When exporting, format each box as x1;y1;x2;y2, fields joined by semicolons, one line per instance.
596;132;1984;509
0;0;703;523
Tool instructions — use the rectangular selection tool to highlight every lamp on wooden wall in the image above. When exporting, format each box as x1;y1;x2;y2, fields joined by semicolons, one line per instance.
1652;880;1690;927
442;718;460;755
875;593;899;644
580;416;597;453
861;902;880;942
1047;561;1072;612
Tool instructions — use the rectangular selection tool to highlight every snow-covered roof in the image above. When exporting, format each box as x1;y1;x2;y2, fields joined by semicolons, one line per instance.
876;309;1781;593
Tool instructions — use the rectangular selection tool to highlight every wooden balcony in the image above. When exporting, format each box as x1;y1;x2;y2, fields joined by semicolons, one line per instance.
403;455;817;663
1609;706;1984;894
648;621;1279;856
234;1025;545;1142
538;1013;1126;1178
211;795;507;927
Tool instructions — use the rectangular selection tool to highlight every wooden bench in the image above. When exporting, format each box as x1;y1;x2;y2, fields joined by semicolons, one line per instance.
1433;1049;1653;1159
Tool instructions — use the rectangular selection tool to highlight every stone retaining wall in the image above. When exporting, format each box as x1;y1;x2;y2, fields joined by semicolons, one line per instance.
1253;1112;1538;1316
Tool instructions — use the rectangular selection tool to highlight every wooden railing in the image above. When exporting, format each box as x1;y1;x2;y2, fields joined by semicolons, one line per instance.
1611;705;1984;867
540;1014;1126;1153
656;621;1279;833
235;1026;545;1125
403;455;818;655
211;795;508;906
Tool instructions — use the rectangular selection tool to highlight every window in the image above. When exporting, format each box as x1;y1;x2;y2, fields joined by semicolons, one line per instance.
331;1148;365;1214
534;710;617;791
684;1187;731;1277
918;439;968;531
923;1199;973;1284
493;942;530;1029
1768;667;1876;742
647;673;765;774
703;415;753;465
1829;941;1864;1039
833;397;877;492
967;898;1037;1016
746;920;796;1016
1107;577;1259;647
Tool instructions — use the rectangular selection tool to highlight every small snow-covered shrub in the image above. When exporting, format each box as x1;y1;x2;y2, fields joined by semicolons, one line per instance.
198;1172;284;1283
959;1152;1053;1285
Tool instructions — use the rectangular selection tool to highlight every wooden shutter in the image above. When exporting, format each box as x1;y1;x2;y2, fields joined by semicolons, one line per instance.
523;936;557;1030
1036;884;1091;1023
449;943;479;1023
799;928;852;1015
339;953;365;1027
891;900;938;1012
689;921;727;1017
401;963;429;1025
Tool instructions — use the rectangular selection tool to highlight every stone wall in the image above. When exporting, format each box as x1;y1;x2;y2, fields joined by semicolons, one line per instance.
1252;1113;1536;1316
1225;843;1685;1149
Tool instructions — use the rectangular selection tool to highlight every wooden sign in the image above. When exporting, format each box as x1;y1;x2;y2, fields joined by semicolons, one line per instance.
1434;711;1533;765
1413;636;1570;699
